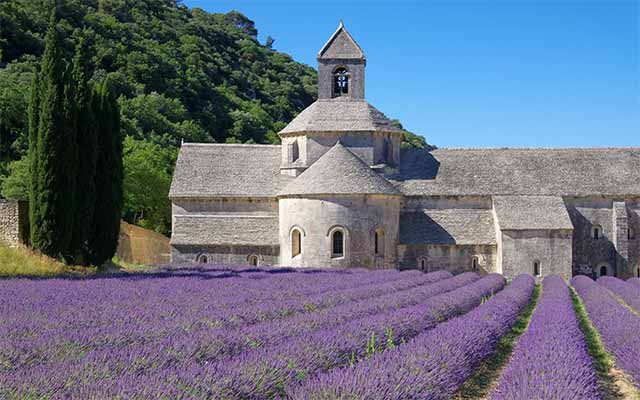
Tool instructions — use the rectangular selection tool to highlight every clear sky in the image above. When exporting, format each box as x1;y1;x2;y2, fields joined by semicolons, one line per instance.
184;0;639;148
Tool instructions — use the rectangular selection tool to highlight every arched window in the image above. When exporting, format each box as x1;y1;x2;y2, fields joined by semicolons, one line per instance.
592;225;603;240
332;230;344;258
636;267;640;278
471;257;479;271
597;262;611;277
374;229;384;256
247;255;258;267
533;261;541;277
197;254;208;264
291;229;302;258
418;258;427;272
629;227;636;240
333;67;349;96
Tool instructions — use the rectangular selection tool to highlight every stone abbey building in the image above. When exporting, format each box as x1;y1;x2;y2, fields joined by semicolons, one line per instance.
169;23;640;280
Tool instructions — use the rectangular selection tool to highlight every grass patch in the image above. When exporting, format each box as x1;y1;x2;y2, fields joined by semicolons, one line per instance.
570;287;639;400
0;246;95;277
0;246;153;278
454;283;541;400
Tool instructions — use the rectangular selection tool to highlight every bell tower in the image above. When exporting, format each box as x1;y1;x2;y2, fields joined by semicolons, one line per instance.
317;21;366;100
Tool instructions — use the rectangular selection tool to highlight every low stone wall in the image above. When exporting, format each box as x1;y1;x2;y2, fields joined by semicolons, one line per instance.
117;221;171;266
0;200;29;246
171;244;280;267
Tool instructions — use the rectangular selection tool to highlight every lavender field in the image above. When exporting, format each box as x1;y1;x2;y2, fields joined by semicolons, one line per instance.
1;266;639;399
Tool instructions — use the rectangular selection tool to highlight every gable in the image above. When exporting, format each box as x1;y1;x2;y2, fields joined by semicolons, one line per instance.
318;25;365;60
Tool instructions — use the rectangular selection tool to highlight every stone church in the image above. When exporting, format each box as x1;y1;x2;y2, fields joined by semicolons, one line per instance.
169;23;640;280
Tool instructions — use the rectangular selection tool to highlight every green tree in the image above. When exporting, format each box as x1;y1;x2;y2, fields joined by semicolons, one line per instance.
27;69;40;242
89;77;123;266
122;136;175;235
1;157;29;200
31;8;77;259
69;34;97;265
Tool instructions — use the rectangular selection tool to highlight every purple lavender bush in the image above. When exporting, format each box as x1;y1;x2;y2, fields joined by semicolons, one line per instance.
195;274;505;399
629;277;640;287
490;275;599;400
163;270;465;364
0;267;439;399
572;275;640;388
598;276;640;312
289;274;534;400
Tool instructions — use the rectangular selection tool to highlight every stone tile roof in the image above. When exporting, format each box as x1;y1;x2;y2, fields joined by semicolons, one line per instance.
318;22;365;60
493;196;573;230
278;142;400;197
395;147;640;196
279;99;405;135
169;144;292;198
171;215;279;246
399;209;496;245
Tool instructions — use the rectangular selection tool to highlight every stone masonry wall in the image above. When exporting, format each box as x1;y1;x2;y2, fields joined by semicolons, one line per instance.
0;200;28;246
501;229;573;281
398;244;497;275
171;244;279;266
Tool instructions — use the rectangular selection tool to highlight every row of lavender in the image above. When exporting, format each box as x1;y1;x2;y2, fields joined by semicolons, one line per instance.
0;266;482;398
491;276;600;399
290;274;535;399
491;274;640;400
573;275;640;386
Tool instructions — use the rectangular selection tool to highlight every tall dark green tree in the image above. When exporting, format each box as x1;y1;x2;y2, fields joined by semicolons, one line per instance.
27;70;40;246
30;7;77;258
69;34;97;265
89;77;123;266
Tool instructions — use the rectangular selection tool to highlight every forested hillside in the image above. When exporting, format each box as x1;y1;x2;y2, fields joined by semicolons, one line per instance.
0;0;430;234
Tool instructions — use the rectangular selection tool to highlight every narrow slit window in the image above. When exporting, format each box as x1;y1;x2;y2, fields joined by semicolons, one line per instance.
248;255;258;267
332;230;344;258
533;261;541;277
292;229;302;258
592;225;602;240
374;229;384;256
472;257;478;271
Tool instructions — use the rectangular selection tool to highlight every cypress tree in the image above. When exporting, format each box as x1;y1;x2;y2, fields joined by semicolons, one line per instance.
31;7;77;259
69;34;97;265
89;78;123;266
27;70;40;247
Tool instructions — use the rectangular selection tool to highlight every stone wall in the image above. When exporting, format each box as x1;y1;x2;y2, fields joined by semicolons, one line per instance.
398;244;497;275
171;244;279;266
500;229;573;281
279;194;400;269
0;200;28;246
565;197;633;278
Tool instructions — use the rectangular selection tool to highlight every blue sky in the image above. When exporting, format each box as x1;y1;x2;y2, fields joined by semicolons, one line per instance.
184;0;639;148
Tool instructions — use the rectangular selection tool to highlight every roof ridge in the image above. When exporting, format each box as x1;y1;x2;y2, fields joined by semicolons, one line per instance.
182;143;281;148
433;147;640;151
